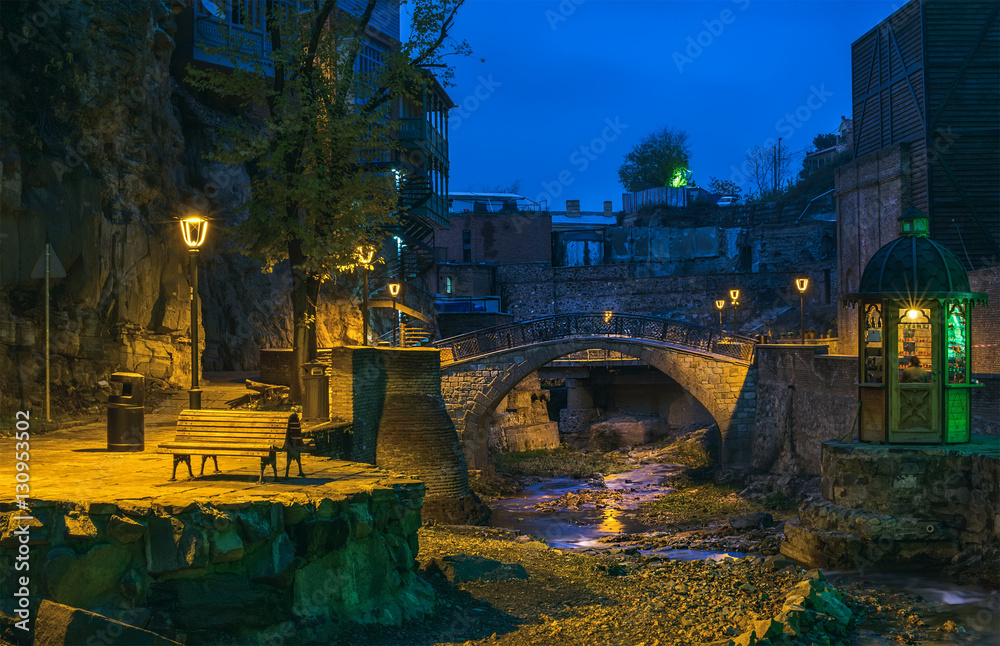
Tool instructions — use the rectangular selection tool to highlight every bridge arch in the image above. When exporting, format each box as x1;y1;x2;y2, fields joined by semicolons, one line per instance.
440;336;756;470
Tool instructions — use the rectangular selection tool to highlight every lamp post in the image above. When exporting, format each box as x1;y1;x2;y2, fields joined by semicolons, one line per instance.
356;246;375;346
180;216;208;410
388;282;401;347
729;288;740;333
796;277;809;345
715;299;725;330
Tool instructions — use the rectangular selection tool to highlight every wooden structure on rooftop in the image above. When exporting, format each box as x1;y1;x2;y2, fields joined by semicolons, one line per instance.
850;0;999;270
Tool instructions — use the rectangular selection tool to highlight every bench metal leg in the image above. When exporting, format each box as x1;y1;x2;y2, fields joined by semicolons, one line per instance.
257;458;267;484
270;454;278;481
200;455;220;476
284;450;305;479
170;455;193;481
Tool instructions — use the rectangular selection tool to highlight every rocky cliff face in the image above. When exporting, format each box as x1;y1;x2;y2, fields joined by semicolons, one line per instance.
0;1;362;415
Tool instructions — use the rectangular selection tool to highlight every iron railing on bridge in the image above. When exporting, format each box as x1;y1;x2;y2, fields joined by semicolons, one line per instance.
434;312;757;364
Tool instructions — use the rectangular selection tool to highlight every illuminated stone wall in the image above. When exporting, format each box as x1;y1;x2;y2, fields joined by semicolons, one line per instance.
0;487;431;643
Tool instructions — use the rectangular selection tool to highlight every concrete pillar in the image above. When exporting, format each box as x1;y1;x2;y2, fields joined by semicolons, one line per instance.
565;378;594;409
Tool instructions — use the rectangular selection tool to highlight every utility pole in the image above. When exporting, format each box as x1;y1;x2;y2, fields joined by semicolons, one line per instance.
773;137;782;196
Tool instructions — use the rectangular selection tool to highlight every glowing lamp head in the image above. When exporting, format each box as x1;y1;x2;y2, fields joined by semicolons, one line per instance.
729;289;740;303
906;309;920;320
180;216;208;248
388;282;401;298
356;245;376;266
604;310;613;323
715;299;725;310
796;277;809;293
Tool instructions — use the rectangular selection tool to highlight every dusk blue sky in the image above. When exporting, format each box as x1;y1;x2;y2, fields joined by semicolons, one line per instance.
434;0;903;211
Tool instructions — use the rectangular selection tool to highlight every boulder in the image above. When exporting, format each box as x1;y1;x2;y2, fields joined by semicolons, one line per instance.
34;600;180;646
730;512;775;530
147;573;286;636
145;516;208;574
107;515;145;544
42;544;131;609
247;534;295;585
429;554;529;584
209;528;244;563
292;516;351;557
63;514;98;540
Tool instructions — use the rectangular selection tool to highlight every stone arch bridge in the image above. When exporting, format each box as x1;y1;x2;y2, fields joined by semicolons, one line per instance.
435;313;759;470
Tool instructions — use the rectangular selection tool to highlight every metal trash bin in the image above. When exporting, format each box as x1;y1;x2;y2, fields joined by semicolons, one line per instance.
301;362;329;422
108;372;145;452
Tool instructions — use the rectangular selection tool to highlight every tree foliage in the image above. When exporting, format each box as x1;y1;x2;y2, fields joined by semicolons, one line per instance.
188;0;467;275
742;144;793;202
708;177;741;201
617;126;691;193
185;0;468;393
812;132;838;150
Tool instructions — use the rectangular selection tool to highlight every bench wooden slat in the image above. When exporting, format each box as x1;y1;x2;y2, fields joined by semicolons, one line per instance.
176;420;292;428
172;430;287;438
159;448;273;457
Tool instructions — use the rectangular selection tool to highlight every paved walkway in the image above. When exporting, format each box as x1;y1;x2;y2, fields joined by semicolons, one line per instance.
3;373;421;509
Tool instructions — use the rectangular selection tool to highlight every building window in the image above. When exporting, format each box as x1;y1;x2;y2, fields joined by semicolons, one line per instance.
462;230;471;262
445;277;453;294
356;39;385;78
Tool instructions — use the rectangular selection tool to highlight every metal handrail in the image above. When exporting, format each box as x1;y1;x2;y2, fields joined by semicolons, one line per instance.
433;312;757;364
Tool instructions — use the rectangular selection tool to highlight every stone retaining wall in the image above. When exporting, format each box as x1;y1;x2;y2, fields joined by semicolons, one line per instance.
752;345;858;477
0;486;432;644
781;439;1000;570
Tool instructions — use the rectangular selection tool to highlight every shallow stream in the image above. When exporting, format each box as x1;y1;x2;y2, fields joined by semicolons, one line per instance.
486;463;1000;644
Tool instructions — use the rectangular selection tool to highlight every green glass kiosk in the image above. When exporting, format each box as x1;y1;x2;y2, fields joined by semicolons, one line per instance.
845;207;988;444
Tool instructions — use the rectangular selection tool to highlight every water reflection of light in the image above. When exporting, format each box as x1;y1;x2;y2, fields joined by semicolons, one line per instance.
598;505;624;534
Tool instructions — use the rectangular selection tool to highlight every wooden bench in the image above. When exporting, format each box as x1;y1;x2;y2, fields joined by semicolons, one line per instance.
157;410;306;483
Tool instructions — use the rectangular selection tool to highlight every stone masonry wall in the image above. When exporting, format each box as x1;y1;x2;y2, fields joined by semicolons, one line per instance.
0;487;431;643
371;348;469;501
313;346;488;524
969;266;1000;374
819;443;1000;548
752;346;859;477
321;347;383;464
835;143;912;356
494;263;837;335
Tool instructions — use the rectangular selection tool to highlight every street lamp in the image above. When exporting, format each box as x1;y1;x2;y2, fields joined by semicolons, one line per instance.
729;288;740;333
715;299;725;330
356;246;376;346
796;277;810;345
180;216;209;409
388;282;401;347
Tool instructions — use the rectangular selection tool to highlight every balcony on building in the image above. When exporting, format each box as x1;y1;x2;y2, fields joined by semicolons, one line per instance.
172;0;307;78
398;73;454;231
